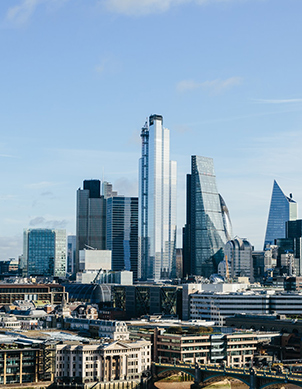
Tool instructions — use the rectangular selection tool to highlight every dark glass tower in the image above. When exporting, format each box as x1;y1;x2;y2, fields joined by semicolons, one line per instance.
183;156;231;278
264;180;297;249
106;197;138;281
76;179;106;273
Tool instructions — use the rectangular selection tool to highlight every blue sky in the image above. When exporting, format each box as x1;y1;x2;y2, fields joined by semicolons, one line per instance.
1;0;302;260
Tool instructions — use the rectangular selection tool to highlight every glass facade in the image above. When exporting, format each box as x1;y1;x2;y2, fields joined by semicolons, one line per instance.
76;179;106;273
186;156;228;278
139;115;177;280
23;229;66;277
106;197;138;280
264;180;297;249
67;235;76;274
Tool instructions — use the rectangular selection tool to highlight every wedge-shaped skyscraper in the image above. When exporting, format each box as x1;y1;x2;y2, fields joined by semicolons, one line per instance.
264;180;297;249
183;156;231;278
139;114;177;280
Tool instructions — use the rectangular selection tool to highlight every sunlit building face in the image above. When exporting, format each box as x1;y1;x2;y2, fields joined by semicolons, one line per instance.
139;115;177;281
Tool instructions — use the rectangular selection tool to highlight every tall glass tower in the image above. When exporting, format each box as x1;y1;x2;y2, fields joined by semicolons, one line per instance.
139;114;177;281
184;156;230;278
264;180;297;249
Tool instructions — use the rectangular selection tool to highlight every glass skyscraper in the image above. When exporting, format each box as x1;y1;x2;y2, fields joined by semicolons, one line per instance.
106;196;138;280
264;180;297;249
23;228;66;277
139;114;177;280
184;156;230;278
76;179;106;273
67;235;76;274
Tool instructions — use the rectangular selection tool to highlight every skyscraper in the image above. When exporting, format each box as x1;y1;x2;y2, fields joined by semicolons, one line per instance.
184;156;231;278
264;180;297;249
76;179;106;273
224;237;253;281
67;235;76;274
23;228;66;277
106;196;138;280
139;114;177;280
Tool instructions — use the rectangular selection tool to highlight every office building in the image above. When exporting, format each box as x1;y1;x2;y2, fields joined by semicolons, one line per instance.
76;180;106;273
224;237;253;281
139;114;177;280
190;289;302;325
184;156;230;278
102;181;118;199
0;283;67;305
23;229;66;277
264;180;297;249
106;196;139;280
67;235;76;274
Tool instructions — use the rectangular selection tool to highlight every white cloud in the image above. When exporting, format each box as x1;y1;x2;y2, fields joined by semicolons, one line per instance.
29;216;68;229
26;181;60;190
104;0;189;15
0;154;18;158
6;0;68;26
103;0;248;15
177;76;243;94
253;98;302;104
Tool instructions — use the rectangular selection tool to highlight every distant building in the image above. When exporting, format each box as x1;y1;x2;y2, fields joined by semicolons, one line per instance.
23;228;66;277
183;156;231;278
0;283;67;305
76;179;106;273
76;249;112;283
78;249;111;272
190;290;302;325
102;181;118;199
67;235;76;274
64;318;130;340
252;249;273;282
175;248;183;278
224;237;253;281
264;180;297;249
106;196;138;280
139;114;177;280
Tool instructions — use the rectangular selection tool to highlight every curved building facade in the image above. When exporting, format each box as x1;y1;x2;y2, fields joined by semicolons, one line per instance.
184;156;230;278
224;237;253;281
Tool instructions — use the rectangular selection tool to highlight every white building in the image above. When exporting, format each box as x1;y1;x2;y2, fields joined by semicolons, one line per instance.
79;249;111;271
189;289;302;325
56;339;151;383
182;283;249;320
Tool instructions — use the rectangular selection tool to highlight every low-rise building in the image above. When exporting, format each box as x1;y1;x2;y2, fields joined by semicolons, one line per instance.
190;290;302;325
64;318;130;340
55;339;151;383
0;283;67;305
153;329;272;367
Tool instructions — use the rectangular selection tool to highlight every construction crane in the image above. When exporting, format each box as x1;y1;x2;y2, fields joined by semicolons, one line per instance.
92;268;103;284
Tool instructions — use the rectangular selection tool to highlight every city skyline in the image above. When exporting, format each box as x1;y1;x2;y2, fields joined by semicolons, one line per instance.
1;0;302;260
